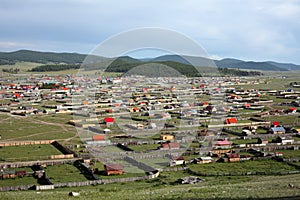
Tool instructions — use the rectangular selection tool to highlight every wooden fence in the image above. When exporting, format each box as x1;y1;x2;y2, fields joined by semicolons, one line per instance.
0;158;77;168
0;171;160;192
0;140;54;147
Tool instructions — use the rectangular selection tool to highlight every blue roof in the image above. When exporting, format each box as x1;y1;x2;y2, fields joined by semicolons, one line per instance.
270;127;285;132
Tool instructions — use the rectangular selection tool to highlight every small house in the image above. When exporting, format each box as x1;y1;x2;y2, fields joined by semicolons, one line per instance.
160;142;180;150
226;153;240;162
257;138;268;144
104;117;114;127
104;164;123;176
169;156;185;166
269;126;286;134
288;107;297;114
92;134;105;141
193;156;213;164
225;118;237;124
160;134;174;141
214;140;231;149
275;136;294;145
1;171;16;179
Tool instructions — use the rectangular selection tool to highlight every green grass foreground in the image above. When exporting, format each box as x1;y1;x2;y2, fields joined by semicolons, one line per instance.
1;172;300;199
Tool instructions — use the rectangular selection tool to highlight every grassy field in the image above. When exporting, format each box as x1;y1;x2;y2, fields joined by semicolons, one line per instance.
127;144;160;152
0;167;36;187
1;172;300;199
231;138;258;144
280;150;300;159
45;164;88;183
188;159;298;174
0;144;62;162
0;175;36;187
262;115;299;124
0;113;77;142
0;62;41;72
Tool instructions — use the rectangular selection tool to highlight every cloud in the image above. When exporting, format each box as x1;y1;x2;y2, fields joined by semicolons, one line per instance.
0;0;299;63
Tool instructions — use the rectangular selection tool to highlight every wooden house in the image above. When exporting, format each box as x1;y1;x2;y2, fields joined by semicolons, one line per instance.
275;136;294;145
214;140;231;149
104;164;123;176
160;134;174;141
159;142;180;150
257;138;268;144
226;153;240;162
192;156;213;164
169;156;185;166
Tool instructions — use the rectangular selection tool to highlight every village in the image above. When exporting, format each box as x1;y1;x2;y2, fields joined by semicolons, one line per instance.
0;72;300;194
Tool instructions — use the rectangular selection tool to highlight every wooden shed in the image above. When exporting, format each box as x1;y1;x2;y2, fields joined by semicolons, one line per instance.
104;164;123;176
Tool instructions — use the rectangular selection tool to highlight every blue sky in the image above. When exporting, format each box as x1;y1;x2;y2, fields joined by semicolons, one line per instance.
0;0;300;64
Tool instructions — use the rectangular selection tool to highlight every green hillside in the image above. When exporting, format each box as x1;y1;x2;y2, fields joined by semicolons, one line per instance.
0;50;87;64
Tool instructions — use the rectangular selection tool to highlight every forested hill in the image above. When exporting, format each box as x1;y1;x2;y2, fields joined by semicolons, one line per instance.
1;50;300;71
0;50;88;64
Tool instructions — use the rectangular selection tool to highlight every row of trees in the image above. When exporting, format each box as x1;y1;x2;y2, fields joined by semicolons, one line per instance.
2;68;20;74
30;64;81;72
218;68;263;76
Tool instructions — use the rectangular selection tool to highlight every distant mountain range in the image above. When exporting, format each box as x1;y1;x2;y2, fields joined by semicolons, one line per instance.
1;50;300;71
151;55;300;71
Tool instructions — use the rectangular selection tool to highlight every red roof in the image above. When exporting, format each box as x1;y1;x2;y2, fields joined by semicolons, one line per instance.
105;164;123;171
244;103;251;107
216;140;231;146
162;142;180;149
227;153;239;158
172;156;184;161
105;117;114;123
289;107;297;111
225;118;237;124
92;134;105;141
273;121;280;126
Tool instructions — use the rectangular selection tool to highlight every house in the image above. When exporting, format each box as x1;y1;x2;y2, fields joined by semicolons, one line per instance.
160;134;174;141
1;171;16;179
205;105;217;114
275;152;283;157
104;117;114;126
244;103;251;109
288;107;297;113
225;118;237;124
132;107;140;112
160;142;180;150
198;129;217;137
240;154;252;161
269;126;286;134
192;156;213;164
214;140;231;149
242;129;252;135
257;138;268;144
92;134;105;141
275;136;294;145
226;153;240;162
104;164;123;175
217;153;240;162
169;156;185;166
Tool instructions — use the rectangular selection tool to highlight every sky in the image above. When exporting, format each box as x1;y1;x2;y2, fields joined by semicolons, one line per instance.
0;0;300;64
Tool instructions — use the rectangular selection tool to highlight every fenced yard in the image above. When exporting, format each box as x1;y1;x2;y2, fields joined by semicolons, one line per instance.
0;144;63;162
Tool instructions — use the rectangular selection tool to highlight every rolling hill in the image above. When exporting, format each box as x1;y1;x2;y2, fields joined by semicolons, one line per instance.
151;55;300;71
1;50;300;71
